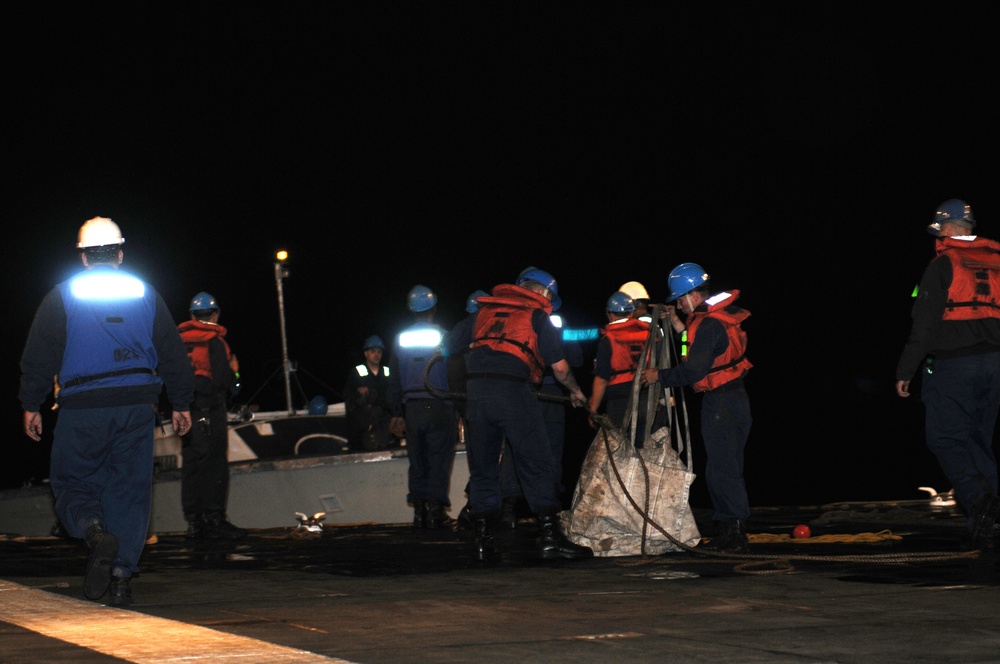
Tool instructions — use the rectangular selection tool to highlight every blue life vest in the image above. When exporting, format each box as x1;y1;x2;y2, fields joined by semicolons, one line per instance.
393;321;449;401
57;266;161;398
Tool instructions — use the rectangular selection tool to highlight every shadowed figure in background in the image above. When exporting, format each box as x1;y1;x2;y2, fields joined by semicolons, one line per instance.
446;290;488;529
588;290;654;449
344;335;400;452
389;285;459;530
178;291;246;541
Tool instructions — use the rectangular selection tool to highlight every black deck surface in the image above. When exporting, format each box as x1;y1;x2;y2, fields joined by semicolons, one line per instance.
1;500;999;663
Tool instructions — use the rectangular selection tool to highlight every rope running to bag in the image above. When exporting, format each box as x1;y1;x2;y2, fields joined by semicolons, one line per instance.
422;343;980;573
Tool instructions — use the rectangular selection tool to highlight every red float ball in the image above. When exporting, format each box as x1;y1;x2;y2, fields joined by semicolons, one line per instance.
793;524;811;539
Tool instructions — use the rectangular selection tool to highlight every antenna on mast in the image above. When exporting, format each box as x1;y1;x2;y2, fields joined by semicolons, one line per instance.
274;249;295;415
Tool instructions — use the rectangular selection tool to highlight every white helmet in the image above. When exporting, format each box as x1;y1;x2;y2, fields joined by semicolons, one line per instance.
77;217;124;249
619;281;649;301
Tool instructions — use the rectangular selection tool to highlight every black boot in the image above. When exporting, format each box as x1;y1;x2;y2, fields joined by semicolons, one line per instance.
473;516;497;562
202;512;247;540
970;494;1000;551
457;503;474;531
426;502;455;530
699;519;749;554
536;513;593;560
185;514;205;540
83;521;118;600
412;500;427;529
500;496;519;529
108;575;133;607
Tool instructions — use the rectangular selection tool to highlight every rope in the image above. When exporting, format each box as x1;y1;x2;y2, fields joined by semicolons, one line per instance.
422;330;981;574
602;442;981;573
612;542;979;575
586;321;980;573
608;518;980;574
750;531;902;545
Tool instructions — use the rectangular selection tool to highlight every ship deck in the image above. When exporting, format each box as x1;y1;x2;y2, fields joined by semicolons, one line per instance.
1;499;998;663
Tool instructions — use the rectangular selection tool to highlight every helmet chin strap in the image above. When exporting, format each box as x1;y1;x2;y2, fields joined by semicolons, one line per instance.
682;293;695;312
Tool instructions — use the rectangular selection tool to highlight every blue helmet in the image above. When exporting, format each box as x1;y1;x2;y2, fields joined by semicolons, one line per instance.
929;198;976;236
667;263;709;302
363;335;385;351
466;289;488;313
516;267;562;310
189;291;219;313
407;284;438;312
307;395;328;416
606;291;635;314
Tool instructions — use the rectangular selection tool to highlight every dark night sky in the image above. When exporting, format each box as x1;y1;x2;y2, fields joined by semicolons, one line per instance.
4;5;998;505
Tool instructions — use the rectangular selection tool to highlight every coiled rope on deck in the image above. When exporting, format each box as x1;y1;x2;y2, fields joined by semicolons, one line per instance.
421;335;982;573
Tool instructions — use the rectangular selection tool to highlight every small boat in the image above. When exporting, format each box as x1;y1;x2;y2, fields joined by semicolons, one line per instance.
152;402;355;471
150;404;469;534
0;252;470;537
0;405;470;537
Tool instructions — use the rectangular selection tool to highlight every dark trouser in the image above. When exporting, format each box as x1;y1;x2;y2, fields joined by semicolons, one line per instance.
403;400;458;505
922;352;1000;527
501;383;568;500
50;404;156;577
347;402;394;451
467;378;561;518
701;383;752;522
181;403;231;517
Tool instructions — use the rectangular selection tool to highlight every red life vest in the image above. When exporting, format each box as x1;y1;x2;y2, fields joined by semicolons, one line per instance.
178;319;233;379
685;290;752;393
935;236;1000;321
471;284;553;384
602;318;652;386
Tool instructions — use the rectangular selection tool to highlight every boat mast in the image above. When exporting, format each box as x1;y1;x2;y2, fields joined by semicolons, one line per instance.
274;250;295;415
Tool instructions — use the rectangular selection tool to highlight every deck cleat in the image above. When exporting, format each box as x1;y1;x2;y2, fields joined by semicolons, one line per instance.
294;511;326;534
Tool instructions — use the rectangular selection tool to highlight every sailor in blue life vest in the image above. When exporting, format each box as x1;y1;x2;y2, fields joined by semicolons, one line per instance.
447;267;593;561
896;199;1000;550
177;291;246;540
388;285;459;530
344;335;398;451
19;217;194;607
640;262;753;554
588;291;655;447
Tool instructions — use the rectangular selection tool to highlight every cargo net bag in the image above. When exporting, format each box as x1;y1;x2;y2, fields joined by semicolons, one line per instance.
562;310;701;556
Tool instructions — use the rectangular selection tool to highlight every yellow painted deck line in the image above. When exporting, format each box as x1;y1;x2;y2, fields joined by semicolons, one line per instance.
0;579;354;663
